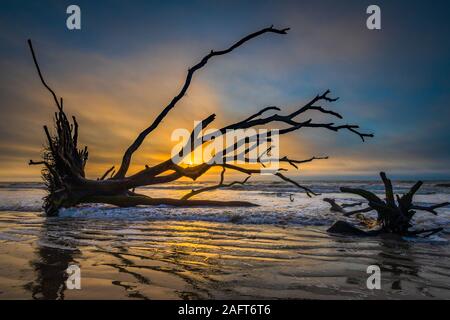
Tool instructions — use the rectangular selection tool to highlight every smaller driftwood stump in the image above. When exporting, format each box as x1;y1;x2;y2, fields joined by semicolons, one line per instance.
326;172;449;237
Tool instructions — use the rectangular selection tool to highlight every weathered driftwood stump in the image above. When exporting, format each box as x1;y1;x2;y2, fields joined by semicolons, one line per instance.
326;172;449;237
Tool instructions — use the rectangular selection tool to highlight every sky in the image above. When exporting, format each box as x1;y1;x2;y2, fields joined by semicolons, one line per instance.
0;0;449;181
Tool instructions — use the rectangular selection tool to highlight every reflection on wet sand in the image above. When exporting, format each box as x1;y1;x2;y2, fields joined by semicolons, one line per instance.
24;218;79;300
0;182;448;299
376;239;419;292
0;212;449;299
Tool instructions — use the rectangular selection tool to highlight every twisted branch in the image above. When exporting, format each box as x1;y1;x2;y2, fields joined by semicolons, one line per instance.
181;167;250;200
114;26;290;179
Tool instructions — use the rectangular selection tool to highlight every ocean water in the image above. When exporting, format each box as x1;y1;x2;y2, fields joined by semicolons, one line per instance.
0;180;449;299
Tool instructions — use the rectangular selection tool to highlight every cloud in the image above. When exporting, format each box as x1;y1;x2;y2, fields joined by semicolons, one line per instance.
0;0;449;180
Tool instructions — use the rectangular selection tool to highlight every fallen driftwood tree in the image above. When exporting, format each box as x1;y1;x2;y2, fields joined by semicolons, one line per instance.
327;172;449;237
28;26;373;216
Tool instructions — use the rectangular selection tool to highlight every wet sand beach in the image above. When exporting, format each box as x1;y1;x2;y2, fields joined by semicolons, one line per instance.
0;181;449;299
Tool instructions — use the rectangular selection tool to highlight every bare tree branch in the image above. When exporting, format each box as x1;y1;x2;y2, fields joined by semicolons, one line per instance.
201;90;373;142
181;167;250;200
99;166;115;180
27;40;62;111
323;198;372;216
274;172;317;197
380;171;396;207
411;202;450;215
278;155;328;170
339;187;384;205
342;202;364;208
114;26;290;179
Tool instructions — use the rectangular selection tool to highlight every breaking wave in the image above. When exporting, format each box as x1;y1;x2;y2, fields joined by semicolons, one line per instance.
0;180;448;229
